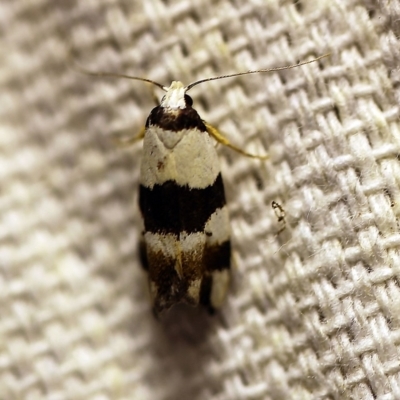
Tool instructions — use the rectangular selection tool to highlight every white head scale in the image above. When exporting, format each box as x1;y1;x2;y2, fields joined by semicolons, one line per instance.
161;81;187;109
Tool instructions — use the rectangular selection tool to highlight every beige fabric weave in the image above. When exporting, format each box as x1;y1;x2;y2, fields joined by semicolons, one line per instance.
2;0;400;399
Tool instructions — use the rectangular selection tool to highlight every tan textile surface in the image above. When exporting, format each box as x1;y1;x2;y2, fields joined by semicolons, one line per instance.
2;0;400;399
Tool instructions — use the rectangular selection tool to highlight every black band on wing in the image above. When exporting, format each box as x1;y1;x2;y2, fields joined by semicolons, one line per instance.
139;173;226;235
203;240;231;271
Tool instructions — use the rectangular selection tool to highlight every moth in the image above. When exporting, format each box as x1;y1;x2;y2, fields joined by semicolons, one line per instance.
76;53;329;315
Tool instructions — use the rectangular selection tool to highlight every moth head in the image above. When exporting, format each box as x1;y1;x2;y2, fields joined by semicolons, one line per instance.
160;81;188;109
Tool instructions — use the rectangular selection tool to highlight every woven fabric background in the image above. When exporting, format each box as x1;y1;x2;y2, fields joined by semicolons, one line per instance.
2;0;400;399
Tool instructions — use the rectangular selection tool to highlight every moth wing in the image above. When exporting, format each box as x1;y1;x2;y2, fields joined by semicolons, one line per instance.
139;121;230;314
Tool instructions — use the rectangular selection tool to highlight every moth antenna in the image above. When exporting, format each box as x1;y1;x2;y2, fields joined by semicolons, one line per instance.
71;60;166;91
185;53;330;91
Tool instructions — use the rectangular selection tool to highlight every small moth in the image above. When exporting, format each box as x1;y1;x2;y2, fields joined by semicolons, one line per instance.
76;54;329;315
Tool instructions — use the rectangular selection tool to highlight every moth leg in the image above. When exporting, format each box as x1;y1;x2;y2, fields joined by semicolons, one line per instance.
204;121;268;160
112;126;146;147
114;86;157;147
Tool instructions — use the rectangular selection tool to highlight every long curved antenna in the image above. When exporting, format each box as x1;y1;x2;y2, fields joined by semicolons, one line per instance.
71;61;166;91
186;53;330;91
